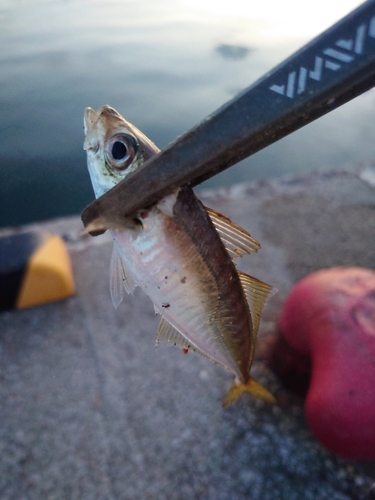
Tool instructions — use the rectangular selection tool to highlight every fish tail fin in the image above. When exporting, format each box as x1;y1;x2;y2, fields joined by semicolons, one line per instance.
222;378;276;407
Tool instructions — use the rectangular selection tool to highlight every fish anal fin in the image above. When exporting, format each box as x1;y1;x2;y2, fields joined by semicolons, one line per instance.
110;244;136;308
222;377;276;407
206;207;261;260
157;317;210;359
239;272;275;339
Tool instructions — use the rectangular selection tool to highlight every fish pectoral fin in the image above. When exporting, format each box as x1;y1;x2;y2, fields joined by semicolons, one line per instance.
222;377;276;407
238;272;275;339
156;317;210;358
206;207;261;261
110;244;136;308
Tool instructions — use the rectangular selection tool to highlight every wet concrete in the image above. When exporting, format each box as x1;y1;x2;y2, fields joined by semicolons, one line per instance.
1;166;375;499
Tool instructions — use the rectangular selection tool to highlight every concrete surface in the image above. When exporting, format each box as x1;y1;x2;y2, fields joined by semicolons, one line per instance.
1;165;375;499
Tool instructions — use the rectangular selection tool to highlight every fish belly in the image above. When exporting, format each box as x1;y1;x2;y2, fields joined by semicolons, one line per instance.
113;205;251;380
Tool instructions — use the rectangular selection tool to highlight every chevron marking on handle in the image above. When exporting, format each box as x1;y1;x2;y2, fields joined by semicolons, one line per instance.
269;16;375;99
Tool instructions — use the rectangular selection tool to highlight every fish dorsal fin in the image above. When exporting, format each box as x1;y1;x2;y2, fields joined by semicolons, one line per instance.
157;317;210;359
206;207;261;260
238;272;275;339
110;244;136;308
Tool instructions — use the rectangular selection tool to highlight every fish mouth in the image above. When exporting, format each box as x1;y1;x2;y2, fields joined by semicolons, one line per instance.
84;105;124;132
83;107;100;153
83;107;97;138
84;105;133;151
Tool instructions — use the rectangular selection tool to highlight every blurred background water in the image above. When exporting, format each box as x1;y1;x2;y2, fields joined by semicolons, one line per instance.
0;0;373;228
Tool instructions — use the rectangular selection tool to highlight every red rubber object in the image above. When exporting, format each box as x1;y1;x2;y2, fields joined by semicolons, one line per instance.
278;267;375;460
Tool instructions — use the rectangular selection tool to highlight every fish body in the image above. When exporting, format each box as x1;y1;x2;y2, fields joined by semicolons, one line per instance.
83;105;275;406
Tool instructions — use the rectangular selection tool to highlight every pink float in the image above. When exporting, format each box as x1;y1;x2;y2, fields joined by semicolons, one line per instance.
277;267;375;460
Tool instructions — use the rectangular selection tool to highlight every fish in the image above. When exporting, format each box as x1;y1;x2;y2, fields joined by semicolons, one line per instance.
83;105;275;407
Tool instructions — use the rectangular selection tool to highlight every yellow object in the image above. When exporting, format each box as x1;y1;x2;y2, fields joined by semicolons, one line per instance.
16;234;75;309
222;377;276;408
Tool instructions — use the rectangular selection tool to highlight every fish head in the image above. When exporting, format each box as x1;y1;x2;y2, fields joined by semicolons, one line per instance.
83;105;159;198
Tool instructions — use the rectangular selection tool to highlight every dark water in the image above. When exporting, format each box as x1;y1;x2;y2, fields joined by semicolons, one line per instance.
0;0;372;228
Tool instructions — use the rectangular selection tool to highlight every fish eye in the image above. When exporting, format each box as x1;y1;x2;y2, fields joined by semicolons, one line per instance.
106;133;138;171
111;140;128;160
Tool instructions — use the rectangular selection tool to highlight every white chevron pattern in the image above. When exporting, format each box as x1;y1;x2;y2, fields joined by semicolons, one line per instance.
269;16;375;99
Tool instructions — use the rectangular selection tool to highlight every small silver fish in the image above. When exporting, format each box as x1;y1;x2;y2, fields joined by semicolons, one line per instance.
83;105;275;406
